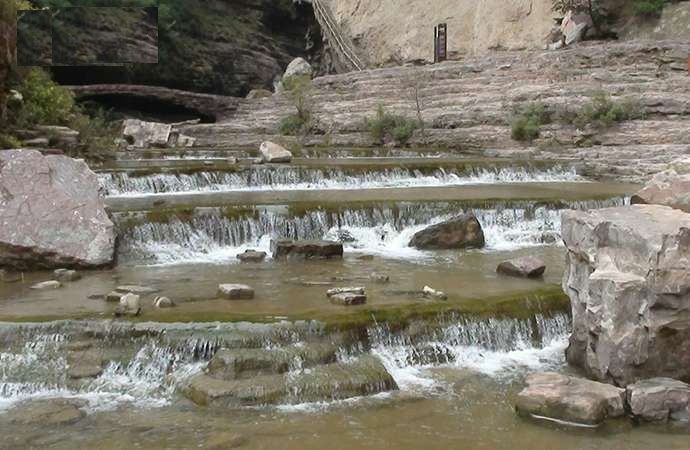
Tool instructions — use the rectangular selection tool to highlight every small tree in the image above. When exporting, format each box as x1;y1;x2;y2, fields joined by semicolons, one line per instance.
406;69;427;137
279;75;314;136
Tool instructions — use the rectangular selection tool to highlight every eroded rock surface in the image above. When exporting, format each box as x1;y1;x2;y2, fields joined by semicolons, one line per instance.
515;372;625;425
0;150;115;270
562;205;690;386
631;158;690;213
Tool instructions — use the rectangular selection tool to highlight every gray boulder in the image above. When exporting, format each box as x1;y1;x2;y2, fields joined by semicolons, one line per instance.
283;57;313;80
259;141;292;163
236;249;267;263
218;284;254;300
515;372;625;425
631;158;690;213
271;239;343;260
562;205;690;386
626;378;690;422
122;119;172;148
0;150;115;269
409;214;485;250
497;256;546;278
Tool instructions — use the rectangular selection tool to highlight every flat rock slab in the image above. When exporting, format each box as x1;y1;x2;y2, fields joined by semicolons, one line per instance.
123;119;172;148
497;256;546;278
626;377;690;422
271;239;343;260
0;150;115;269
6;399;86;426
218;284;255;300
516;372;625;426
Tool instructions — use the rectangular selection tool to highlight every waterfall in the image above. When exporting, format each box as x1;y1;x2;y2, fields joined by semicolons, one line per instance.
99;165;582;196
115;198;626;265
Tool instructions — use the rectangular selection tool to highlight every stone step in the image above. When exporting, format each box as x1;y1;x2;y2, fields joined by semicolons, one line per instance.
104;181;636;212
186;355;398;407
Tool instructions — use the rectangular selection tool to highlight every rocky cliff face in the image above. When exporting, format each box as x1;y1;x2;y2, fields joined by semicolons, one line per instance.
323;0;556;63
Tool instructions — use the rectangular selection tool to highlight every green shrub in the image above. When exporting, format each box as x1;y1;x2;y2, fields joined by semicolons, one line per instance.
573;91;644;129
510;102;550;142
68;106;119;158
631;0;668;16
0;133;22;149
365;105;420;145
15;69;75;127
279;113;308;136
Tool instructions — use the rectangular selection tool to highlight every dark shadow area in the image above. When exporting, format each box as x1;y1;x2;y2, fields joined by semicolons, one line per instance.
79;95;215;124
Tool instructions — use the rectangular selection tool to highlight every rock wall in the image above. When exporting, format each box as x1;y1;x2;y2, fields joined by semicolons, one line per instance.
323;0;556;64
561;205;690;386
617;2;690;41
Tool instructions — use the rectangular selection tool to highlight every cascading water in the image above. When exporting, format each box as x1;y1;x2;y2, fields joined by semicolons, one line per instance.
0;313;570;412
115;198;627;265
99;165;582;196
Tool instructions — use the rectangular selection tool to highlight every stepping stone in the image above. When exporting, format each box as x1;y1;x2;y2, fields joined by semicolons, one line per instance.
218;284;254;300
497;256;546;278
30;280;61;290
53;269;81;282
329;292;367;306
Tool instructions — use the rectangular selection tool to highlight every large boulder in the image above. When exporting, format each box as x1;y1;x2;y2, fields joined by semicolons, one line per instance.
631;158;690;213
283;57;313;80
0;150;115;269
560;10;592;46
409;214;485;250
562;205;690;386
122;119;172;148
259;141;292;163
626;378;690;422
515;372;625;426
271;239;343;260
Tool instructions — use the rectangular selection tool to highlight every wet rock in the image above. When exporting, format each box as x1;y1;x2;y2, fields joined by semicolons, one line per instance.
236;249;267;263
153;296;174;308
206;432;249;449
626;378;690;422
409;214;485;250
356;254;375;261
0;269;22;283
283;57;313;80
106;291;125;303
422;285;447;300
115;293;142;316
115;285;160;295
370;273;390;283
330;292;367;306
334;229;356;243
53;268;81;282
218;284;255;300
246;88;272;100
326;287;365;297
208;344;338;380
562;205;690;386
515;372;625;426
187;355;397;407
496;256;546;278
122;119;172;148
30;280;61;290
0;150;115;270
271;239;343;260
67;349;103;379
259;141;292;163
7;399;86;426
631;158;690;213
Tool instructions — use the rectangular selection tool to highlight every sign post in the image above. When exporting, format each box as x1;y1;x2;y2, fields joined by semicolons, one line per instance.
434;23;447;63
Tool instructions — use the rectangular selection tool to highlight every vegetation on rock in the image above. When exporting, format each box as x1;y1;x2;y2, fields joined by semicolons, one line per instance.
366;105;420;145
511;102;550;142
570;91;644;130
279;75;314;136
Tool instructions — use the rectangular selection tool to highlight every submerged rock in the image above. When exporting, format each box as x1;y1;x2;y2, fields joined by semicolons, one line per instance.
206;432;249;449
631;158;690;213
271;239;343;260
67;349;104;379
187;355;397;407
30;280;61;290
562;205;690;386
236;249;267;263
0;150;115;270
496;256;546;278
6;398;86;426
409;214;485;250
53;268;81;282
259;141;292;163
218;284;255;300
626;378;690;422
515;372;625;426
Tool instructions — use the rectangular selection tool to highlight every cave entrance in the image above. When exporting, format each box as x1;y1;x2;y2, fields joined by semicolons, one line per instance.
77;94;216;124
